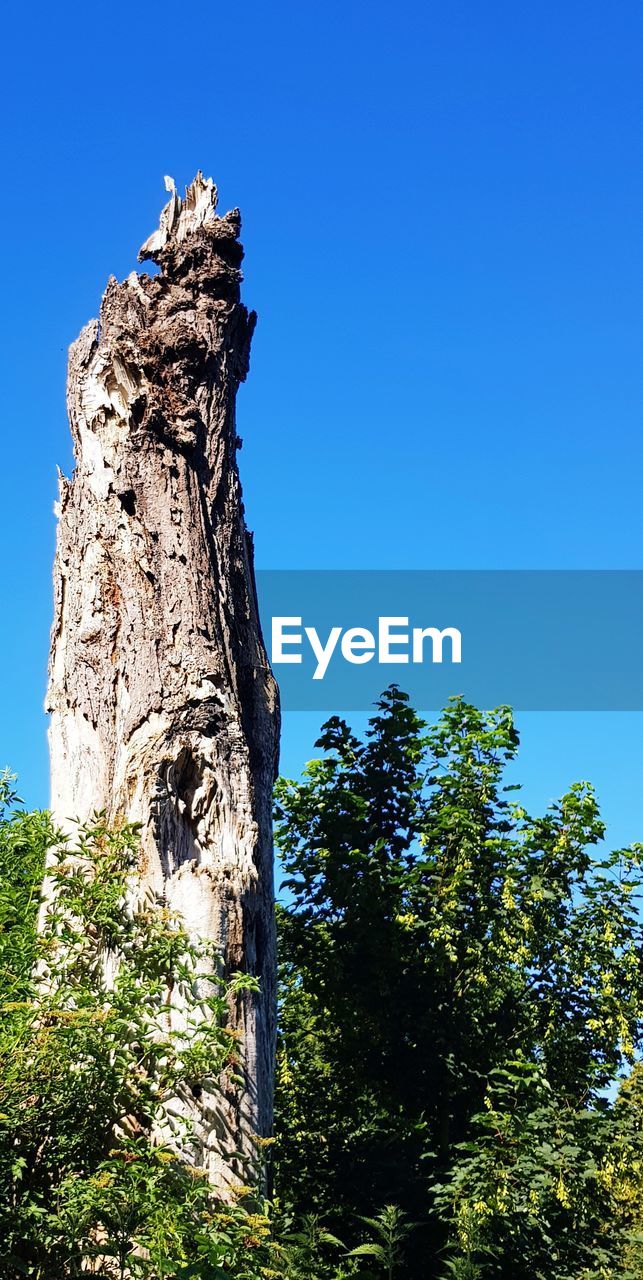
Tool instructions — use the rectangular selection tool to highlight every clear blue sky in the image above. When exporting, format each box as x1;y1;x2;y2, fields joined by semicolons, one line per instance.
1;1;643;848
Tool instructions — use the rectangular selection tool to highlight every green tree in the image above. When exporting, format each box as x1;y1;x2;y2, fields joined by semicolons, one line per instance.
274;688;643;1278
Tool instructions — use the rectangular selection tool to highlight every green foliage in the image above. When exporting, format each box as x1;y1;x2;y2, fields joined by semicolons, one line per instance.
274;687;643;1279
5;685;643;1280
0;796;278;1279
432;1060;642;1280
277;1213;356;1279
348;1206;413;1279
0;769;52;1001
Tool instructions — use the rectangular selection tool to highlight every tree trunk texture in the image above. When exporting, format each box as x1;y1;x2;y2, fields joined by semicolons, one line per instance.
46;174;280;1189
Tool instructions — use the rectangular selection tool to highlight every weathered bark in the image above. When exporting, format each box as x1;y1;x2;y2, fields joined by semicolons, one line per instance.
46;173;280;1188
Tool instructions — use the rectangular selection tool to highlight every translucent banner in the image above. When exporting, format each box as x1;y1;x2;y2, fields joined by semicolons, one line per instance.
255;571;643;710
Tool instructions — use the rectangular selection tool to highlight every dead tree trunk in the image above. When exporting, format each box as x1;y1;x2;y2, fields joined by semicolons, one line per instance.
46;174;280;1188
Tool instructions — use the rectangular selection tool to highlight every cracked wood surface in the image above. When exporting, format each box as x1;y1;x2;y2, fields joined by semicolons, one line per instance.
46;174;280;1188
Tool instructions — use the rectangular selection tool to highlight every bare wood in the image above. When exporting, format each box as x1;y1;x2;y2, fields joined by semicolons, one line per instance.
46;174;280;1187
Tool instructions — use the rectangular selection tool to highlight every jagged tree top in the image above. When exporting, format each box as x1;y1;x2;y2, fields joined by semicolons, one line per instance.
137;172;245;293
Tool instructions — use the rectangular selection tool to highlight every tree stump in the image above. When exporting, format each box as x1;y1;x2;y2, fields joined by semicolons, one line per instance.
46;173;280;1188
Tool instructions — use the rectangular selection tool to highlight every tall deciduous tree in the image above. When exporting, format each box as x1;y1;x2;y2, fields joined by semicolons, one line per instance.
274;687;643;1278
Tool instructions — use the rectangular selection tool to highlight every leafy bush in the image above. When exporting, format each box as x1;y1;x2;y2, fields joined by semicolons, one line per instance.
0;792;278;1278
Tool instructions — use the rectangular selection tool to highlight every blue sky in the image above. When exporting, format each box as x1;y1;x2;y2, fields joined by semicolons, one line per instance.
1;1;643;848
